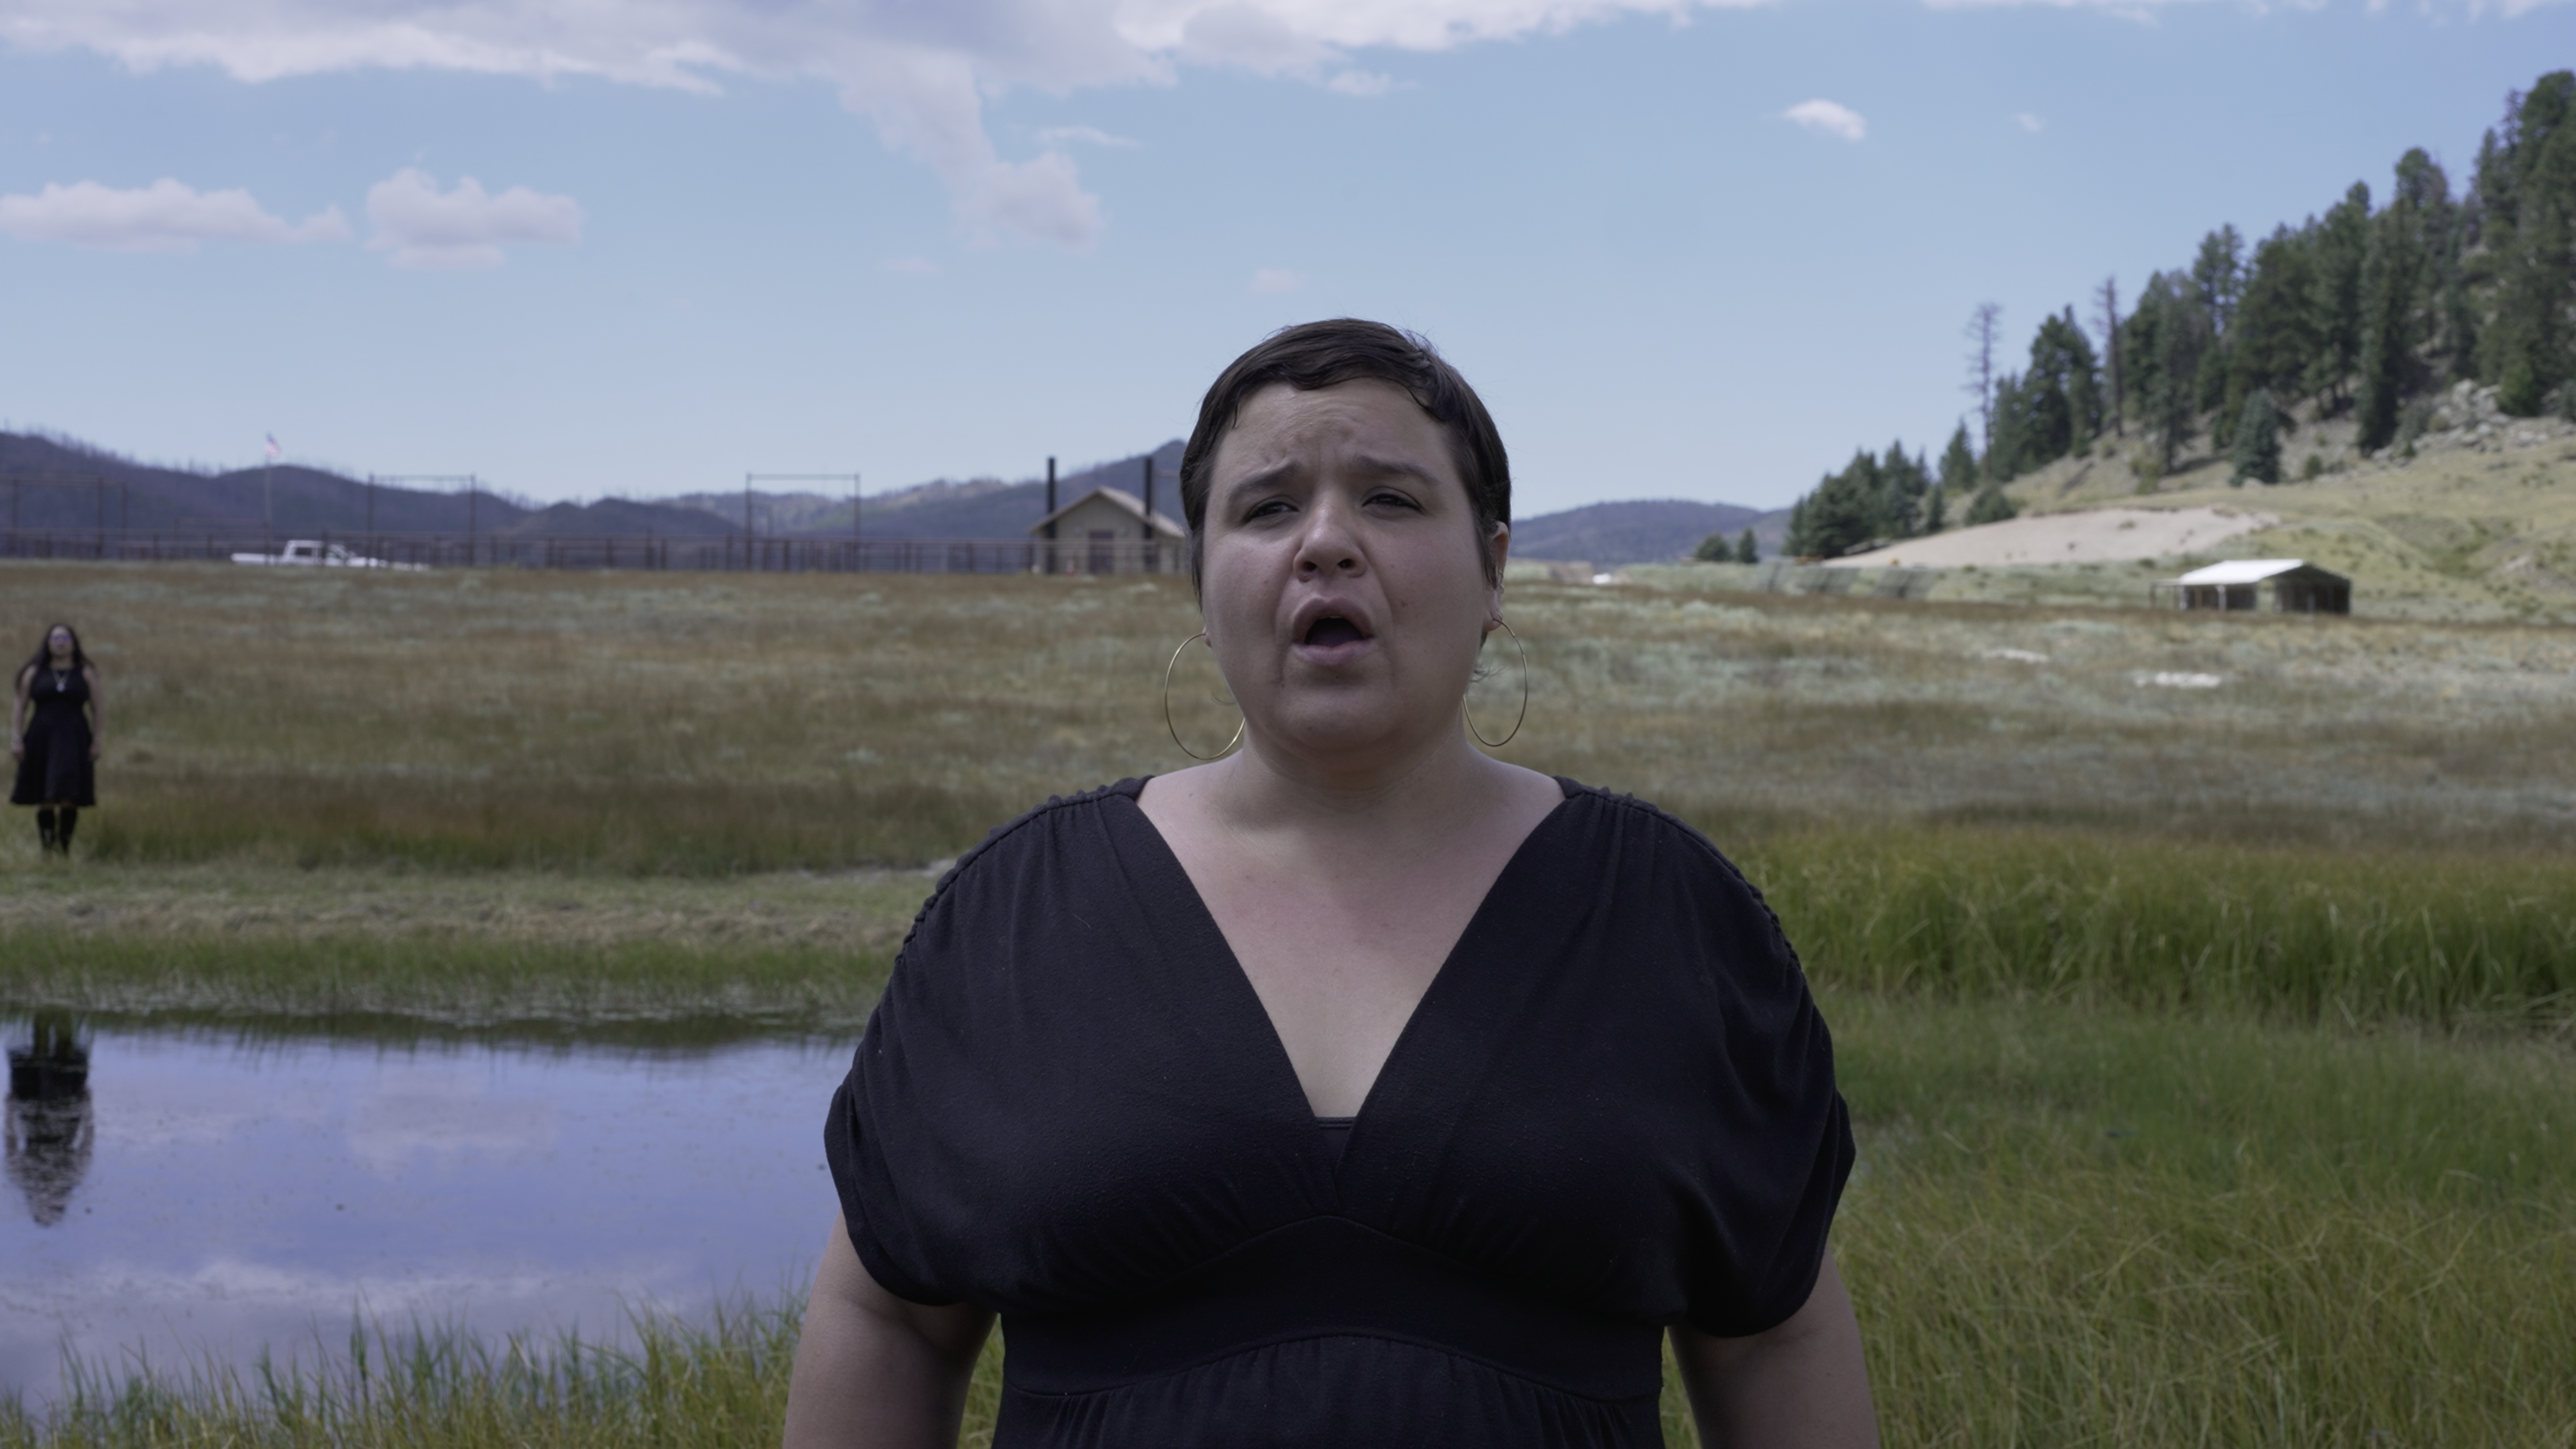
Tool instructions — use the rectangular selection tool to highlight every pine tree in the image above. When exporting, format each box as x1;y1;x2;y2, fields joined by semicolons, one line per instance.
2231;387;2282;486
2018;311;2102;466
2477;72;2576;416
1693;531;1733;562
1735;529;1759;565
1878;440;1930;538
2356;149;2450;450
1938;423;1978;503
2306;182;2373;409
1985;373;2028;481
1784;498;1811;559
2127;274;2207;473
1797;451;1885;559
2225;225;2320;441
1923;485;1947;534
1964;481;2018;526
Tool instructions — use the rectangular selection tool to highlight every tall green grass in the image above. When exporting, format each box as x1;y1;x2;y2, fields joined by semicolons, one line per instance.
0;933;893;1033
1741;828;2576;1031
1;1305;807;1449
8;828;2571;1040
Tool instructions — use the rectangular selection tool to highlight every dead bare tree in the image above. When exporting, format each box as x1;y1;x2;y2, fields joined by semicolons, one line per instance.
2094;277;2124;438
1964;303;2002;454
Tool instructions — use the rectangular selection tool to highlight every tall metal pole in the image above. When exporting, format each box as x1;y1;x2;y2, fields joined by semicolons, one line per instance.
264;459;273;555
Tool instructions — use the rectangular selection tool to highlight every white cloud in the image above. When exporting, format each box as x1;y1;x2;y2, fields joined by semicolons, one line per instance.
1250;267;1304;293
0;0;1755;250
881;255;941;275
364;168;581;269
2013;111;2045;132
0;178;348;252
1327;69;1396;96
1034;124;1138;148
1783;98;1866;142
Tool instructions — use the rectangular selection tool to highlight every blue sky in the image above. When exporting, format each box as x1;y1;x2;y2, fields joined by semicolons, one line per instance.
0;0;2563;514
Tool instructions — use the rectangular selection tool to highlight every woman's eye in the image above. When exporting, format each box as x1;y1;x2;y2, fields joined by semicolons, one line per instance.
1368;491;1420;511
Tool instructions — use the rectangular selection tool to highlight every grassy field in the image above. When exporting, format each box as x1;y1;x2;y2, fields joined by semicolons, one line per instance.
5;559;2574;868
3;561;2572;1446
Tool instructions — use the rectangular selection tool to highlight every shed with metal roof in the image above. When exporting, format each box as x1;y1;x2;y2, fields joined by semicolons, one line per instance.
2151;559;2350;614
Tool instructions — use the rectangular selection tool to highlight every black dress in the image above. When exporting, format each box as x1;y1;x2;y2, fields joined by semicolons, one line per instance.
826;778;1852;1449
11;667;95;807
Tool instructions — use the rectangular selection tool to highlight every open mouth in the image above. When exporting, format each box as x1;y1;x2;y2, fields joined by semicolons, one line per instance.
1303;615;1367;648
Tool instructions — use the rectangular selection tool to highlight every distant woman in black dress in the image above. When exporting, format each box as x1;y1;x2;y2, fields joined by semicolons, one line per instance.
786;320;1874;1448
10;623;102;857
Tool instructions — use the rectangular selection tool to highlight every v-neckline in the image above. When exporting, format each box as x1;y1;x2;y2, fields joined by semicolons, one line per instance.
1112;777;1577;1144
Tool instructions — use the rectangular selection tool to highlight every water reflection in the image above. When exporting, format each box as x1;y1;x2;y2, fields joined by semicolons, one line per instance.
4;1012;93;1227
0;1018;852;1409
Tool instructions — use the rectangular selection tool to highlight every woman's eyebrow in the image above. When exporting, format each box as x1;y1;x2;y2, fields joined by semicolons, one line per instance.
1347;454;1442;486
1219;460;1299;505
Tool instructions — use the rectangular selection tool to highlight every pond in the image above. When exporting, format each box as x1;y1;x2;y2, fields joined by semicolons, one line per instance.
2;1013;853;1408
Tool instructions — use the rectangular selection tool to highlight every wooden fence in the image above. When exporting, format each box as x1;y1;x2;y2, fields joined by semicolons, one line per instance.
0;531;1187;577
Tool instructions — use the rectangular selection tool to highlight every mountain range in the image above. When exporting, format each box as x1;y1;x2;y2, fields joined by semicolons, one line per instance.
0;430;1777;565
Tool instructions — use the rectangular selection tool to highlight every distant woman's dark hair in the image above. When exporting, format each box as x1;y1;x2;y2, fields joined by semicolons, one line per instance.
18;622;89;682
1179;320;1511;590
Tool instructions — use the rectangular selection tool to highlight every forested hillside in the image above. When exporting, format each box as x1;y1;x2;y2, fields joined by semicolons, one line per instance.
1774;69;2576;562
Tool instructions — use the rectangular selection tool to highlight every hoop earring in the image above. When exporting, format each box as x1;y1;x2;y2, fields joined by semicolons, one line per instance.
1464;617;1528;750
1163;631;1244;762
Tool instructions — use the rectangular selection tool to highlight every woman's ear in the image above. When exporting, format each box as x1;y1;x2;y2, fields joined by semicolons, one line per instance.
1485;521;1512;625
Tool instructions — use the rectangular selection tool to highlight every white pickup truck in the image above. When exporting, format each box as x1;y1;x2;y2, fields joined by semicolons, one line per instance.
229;539;423;570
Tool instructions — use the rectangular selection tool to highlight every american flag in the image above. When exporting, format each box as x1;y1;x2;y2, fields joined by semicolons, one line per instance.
264;433;281;460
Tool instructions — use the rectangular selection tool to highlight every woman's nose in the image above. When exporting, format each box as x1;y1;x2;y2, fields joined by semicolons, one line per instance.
1292;507;1363;577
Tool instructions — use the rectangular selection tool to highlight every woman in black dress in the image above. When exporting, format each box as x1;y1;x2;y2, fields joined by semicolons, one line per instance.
10;623;102;857
786;320;1873;1448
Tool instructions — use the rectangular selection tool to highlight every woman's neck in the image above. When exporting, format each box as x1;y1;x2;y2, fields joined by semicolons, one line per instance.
1210;727;1513;846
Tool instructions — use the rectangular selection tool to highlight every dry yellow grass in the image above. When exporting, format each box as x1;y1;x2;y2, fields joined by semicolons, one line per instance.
5;559;2574;870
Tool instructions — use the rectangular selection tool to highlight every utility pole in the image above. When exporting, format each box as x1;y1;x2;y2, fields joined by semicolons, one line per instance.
1142;456;1155;538
1044;457;1058;574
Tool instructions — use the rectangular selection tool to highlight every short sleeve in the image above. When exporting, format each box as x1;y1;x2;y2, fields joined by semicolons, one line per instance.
1671;830;1855;1338
824;1038;958;1305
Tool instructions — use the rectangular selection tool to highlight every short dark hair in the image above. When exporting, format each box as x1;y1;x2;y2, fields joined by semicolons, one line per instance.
1179;319;1510;591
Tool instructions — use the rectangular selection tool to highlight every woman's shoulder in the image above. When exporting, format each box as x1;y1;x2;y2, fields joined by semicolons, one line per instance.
1547;779;1747;877
890;778;1153;952
1540;778;1804;971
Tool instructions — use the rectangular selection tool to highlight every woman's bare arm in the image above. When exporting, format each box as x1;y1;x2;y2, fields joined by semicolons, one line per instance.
1669;1249;1877;1449
783;1213;994;1449
83;666;102;759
